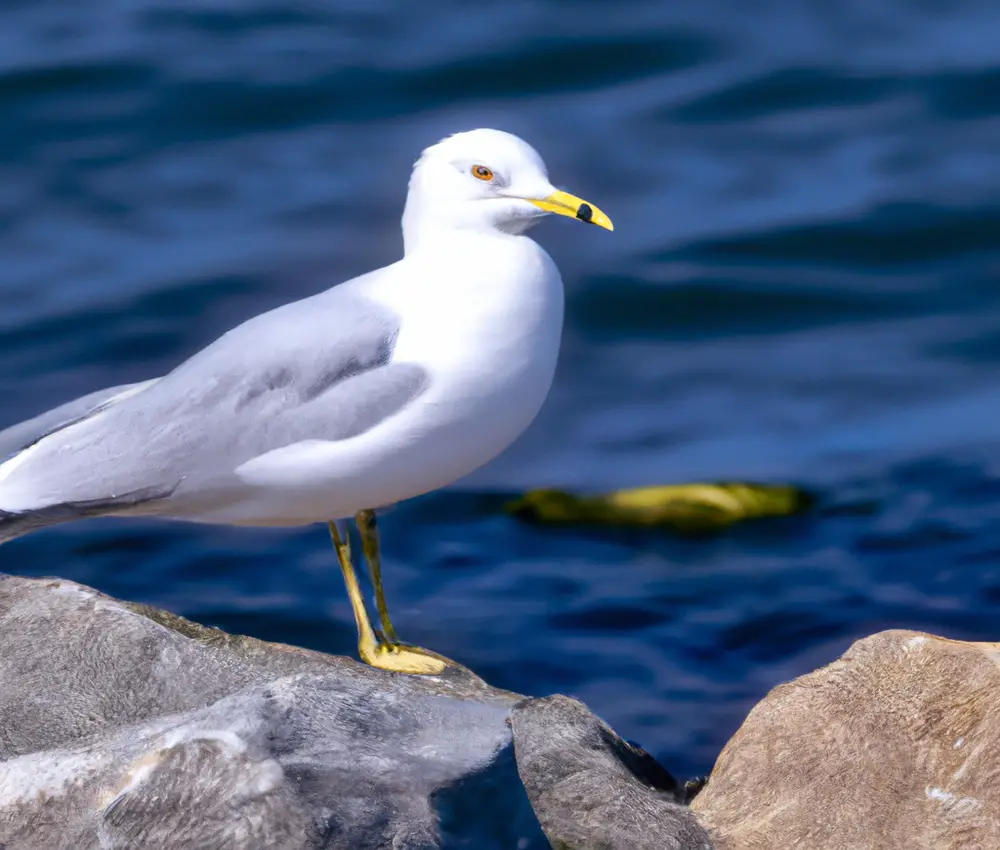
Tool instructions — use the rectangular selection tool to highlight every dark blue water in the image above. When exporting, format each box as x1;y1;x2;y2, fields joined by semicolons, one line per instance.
3;0;1000;781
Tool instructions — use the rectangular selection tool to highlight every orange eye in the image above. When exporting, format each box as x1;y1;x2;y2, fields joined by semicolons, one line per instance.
472;165;494;181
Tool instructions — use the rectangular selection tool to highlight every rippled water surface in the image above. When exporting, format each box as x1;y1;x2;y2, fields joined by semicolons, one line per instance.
3;0;1000;779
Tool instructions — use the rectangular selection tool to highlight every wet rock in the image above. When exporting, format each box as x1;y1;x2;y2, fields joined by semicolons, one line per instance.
0;574;709;850
692;629;1000;850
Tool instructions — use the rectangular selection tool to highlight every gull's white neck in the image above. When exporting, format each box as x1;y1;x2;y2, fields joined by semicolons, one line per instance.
388;228;564;353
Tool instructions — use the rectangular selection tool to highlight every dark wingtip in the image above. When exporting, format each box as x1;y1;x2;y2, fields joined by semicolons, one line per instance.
0;509;33;544
0;483;179;545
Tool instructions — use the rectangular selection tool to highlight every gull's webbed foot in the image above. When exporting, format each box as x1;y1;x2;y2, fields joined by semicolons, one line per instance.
358;637;452;676
329;518;456;676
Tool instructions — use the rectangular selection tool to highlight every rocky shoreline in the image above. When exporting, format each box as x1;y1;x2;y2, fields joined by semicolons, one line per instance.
0;574;992;849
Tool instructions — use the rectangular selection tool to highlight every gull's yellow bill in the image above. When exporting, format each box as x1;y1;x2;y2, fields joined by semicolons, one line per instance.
529;190;614;231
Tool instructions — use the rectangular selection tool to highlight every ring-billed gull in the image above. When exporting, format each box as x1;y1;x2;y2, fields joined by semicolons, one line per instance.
0;128;613;674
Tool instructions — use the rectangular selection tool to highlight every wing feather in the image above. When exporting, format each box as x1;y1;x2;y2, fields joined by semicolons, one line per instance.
0;285;423;516
0;380;157;460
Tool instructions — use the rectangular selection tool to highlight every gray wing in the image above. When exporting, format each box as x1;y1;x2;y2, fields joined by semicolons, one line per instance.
0;380;159;460
0;283;425;515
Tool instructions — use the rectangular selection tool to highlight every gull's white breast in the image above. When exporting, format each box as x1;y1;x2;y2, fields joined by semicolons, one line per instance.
227;233;564;523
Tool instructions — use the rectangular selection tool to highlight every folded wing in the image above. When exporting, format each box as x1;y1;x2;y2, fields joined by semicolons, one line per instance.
0;286;424;530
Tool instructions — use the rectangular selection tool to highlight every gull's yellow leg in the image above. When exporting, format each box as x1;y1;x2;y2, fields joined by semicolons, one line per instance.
355;509;399;644
329;518;448;675
328;521;380;664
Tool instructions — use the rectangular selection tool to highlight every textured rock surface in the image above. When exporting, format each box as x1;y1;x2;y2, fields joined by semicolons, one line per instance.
513;696;713;849
692;629;1000;850
0;574;708;850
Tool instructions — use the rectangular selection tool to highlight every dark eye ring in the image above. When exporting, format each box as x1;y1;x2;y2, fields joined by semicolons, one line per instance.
472;165;494;181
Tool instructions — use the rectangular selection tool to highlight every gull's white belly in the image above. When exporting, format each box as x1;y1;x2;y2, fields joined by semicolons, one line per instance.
203;237;564;525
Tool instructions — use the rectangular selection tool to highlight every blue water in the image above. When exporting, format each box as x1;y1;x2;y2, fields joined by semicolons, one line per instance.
3;0;1000;781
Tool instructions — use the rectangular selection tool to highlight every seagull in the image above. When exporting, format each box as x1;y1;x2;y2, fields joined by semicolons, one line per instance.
0;129;613;675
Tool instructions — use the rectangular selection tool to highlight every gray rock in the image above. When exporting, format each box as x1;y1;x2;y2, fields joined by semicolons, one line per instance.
0;574;709;850
513;696;713;850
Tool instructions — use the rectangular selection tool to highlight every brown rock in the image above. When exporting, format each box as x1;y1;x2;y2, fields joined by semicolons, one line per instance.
692;629;1000;850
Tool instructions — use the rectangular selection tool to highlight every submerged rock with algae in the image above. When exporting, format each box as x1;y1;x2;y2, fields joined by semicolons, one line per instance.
506;483;814;533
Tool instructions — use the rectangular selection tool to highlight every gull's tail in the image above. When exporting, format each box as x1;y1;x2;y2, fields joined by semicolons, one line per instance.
0;509;25;543
0;486;177;546
0;498;101;544
0;508;67;544
0;379;164;546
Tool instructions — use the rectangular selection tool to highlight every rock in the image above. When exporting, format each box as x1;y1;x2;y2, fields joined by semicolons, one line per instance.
0;574;709;850
506;483;814;533
512;696;713;849
692;629;1000;850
